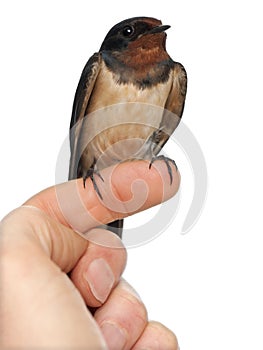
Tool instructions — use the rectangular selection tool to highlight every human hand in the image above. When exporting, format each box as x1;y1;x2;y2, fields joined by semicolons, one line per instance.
0;160;180;349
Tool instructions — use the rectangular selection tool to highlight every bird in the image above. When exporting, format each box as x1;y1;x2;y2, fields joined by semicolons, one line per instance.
68;16;187;238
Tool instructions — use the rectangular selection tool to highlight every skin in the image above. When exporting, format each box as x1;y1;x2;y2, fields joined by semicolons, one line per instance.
0;160;180;349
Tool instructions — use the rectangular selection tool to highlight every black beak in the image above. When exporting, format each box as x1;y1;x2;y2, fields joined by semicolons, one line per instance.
147;24;171;34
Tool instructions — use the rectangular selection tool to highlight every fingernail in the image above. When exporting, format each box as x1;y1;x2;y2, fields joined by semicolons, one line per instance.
85;258;115;303
101;322;127;350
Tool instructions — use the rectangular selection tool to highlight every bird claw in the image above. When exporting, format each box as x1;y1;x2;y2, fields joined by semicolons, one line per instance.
149;155;177;185
83;168;104;199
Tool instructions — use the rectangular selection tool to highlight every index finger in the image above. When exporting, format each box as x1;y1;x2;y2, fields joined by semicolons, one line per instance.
25;160;180;236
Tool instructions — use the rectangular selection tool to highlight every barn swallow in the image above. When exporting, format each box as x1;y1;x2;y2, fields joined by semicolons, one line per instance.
69;16;187;238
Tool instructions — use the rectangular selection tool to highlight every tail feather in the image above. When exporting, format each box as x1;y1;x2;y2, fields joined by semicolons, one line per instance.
107;219;123;238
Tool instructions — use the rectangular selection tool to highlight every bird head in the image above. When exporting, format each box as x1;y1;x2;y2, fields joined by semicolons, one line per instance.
100;17;170;54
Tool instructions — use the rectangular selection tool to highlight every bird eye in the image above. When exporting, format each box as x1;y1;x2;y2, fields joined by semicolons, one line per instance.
122;25;135;37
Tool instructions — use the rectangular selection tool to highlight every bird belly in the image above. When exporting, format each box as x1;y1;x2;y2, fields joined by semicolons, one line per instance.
79;64;173;170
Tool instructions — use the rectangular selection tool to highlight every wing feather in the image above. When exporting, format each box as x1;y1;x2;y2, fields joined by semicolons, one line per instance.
69;53;101;179
158;62;187;148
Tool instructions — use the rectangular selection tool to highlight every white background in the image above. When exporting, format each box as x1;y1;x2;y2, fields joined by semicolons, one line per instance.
1;1;263;349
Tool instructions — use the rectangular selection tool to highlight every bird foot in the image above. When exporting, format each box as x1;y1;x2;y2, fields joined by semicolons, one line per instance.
83;168;104;199
149;155;177;185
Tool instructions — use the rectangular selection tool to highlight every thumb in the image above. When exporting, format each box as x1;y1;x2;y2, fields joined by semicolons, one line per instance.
1;205;88;273
0;206;106;349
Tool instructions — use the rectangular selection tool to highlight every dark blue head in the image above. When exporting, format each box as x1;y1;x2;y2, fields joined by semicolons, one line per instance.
100;17;170;52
